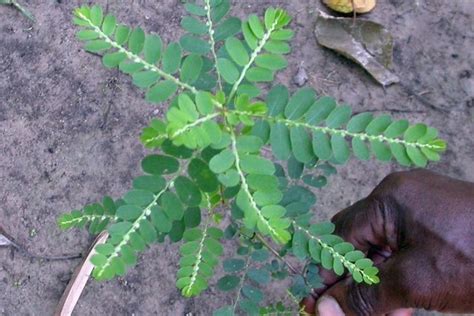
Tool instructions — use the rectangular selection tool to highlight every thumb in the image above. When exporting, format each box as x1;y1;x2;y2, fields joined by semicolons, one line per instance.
317;250;420;315
317;296;413;316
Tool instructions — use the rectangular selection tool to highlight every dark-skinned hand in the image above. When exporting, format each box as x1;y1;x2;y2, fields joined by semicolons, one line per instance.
303;169;474;316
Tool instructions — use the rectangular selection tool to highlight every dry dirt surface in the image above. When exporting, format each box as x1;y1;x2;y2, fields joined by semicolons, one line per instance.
1;0;473;315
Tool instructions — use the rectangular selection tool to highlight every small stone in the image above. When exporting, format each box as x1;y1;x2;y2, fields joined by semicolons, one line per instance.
293;64;308;87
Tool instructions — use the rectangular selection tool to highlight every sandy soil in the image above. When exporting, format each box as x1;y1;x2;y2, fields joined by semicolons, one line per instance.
0;0;473;315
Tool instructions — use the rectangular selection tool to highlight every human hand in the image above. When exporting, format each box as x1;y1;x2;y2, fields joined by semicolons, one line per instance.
303;170;474;315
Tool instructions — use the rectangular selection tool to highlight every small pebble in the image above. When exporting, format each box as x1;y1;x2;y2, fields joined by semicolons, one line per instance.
293;64;308;87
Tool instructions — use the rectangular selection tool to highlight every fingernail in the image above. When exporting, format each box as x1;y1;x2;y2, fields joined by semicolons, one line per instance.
317;295;345;316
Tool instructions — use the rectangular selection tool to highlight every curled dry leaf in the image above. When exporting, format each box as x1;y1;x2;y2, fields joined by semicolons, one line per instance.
54;231;109;316
323;0;377;14
314;11;399;86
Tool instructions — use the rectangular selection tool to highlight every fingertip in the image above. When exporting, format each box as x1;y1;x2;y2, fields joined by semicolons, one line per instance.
301;295;316;315
387;308;414;316
317;295;345;316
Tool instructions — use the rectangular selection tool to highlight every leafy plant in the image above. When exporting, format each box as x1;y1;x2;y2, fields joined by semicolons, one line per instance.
58;1;446;314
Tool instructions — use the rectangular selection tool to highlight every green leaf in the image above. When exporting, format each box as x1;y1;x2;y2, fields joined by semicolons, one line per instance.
365;115;392;136
102;52;127;68
128;27;145;54
255;54;288;70
132;71;159;89
223;258;245;273
161;192;184;221
310;222;335;235
139;219;157;243
144;34;163;64
326;105;352;129
312;131;332;160
290;127;314;163
141;155;179;175
225;37;249;67
406;146;427;167
150;206;172;233
242;285;264;303
245;67;274;82
77;30;99;41
384;119;409;138
84;40;111;53
331;134;350;164
217;58;239;84
390;143;411;166
89;5;103;26
181;16;207;35
248;14;265;38
352;138;370;160
184;207;201;228
188;158;219;192
240;155;275;175
321;247;333;270
285;88;316;120
370;140;392;162
217;275;240;291
115;25;130;45
236;135;263;153
264;7;276;30
211;0;231;23
267;85;289;117
214;17;241;41
404;123;427;142
213;306;234;316
242;21;258;49
123;190;155;206
180;34;211;54
264;40;290;54
184;3;206;16
162;140;193;159
287;155;303;179
305;96;337;124
174;176;202;207
116;204;142;221
162;43;182;74
292;229;308;259
195;91;215;115
421;147;440;161
302;175;327;188
209;149;235;174
247;268;270;284
271;29;294;40
347;113;373;133
180;54;203;84
146;80;178;103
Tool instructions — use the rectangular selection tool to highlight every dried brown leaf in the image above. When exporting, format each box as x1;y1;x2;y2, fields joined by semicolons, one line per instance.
54;231;109;316
314;11;399;86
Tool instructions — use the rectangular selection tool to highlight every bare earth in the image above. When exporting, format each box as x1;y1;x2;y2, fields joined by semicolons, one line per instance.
0;0;473;315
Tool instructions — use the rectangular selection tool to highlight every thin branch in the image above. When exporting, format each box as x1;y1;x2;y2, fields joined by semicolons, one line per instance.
203;0;222;90
226;12;282;104
254;233;299;275
229;110;444;151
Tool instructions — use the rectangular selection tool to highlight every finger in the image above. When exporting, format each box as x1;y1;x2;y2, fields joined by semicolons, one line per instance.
301;295;316;315
318;250;420;315
387;308;414;316
331;196;398;254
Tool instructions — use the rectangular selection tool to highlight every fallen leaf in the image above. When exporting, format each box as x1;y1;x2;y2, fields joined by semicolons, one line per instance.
314;11;399;86
54;231;109;316
0;225;16;247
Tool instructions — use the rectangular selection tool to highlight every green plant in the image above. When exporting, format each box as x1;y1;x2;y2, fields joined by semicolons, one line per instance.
58;1;446;314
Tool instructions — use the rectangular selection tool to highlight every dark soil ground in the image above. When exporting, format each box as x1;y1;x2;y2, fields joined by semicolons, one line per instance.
1;0;473;315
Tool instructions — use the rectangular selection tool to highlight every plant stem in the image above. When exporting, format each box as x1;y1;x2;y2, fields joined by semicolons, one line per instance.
254;233;299;275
